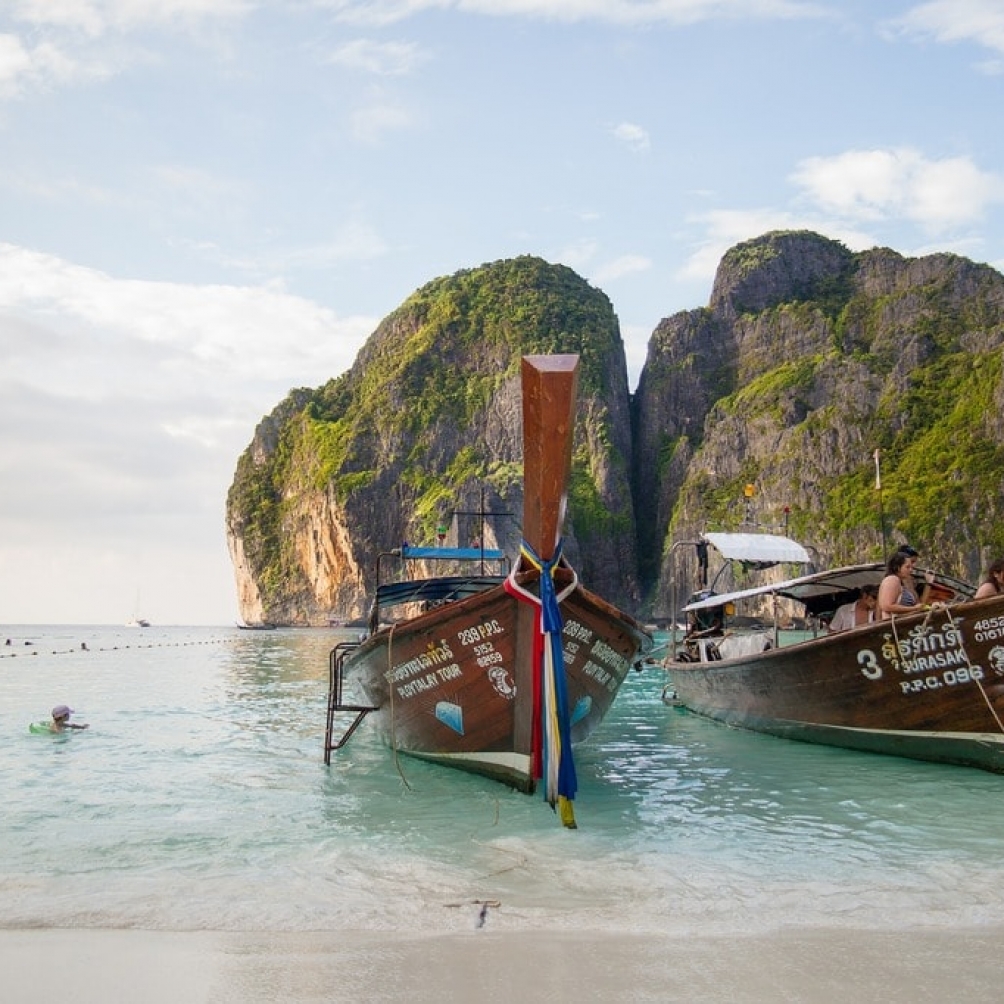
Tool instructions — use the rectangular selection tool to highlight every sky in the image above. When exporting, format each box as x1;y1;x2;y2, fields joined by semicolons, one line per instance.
2;0;1004;625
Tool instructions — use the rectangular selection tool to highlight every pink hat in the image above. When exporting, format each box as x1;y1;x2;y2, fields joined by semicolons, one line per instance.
52;705;73;720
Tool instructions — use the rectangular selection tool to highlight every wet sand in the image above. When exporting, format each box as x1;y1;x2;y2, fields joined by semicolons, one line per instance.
4;927;1003;1003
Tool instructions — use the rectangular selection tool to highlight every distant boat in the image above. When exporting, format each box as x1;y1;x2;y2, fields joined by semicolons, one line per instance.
127;589;150;627
324;354;653;826
660;532;1004;775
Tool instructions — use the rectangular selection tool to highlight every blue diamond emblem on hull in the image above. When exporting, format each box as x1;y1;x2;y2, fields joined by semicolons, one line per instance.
570;695;592;725
435;701;464;735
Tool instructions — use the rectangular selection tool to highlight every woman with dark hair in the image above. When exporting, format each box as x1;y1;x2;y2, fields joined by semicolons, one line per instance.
974;558;1004;600
878;550;933;619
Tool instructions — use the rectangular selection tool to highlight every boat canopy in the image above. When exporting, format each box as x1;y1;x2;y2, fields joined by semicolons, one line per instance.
374;575;505;611
399;545;505;561
684;562;975;617
703;532;812;566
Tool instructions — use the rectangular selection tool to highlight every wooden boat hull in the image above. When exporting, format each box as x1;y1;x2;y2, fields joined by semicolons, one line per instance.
667;595;1004;772
345;577;651;791
328;355;652;817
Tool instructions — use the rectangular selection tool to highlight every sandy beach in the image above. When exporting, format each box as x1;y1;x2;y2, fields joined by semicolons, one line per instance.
4;926;1004;1003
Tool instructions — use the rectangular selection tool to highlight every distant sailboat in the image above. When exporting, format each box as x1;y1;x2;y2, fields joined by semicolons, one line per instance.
127;589;150;628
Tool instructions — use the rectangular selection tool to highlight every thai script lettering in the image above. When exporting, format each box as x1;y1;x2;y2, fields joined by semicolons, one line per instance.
879;618;967;676
860;615;982;695
591;639;626;670
385;639;455;684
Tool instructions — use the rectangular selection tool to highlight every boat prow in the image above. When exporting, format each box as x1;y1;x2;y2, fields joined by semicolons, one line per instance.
324;354;652;821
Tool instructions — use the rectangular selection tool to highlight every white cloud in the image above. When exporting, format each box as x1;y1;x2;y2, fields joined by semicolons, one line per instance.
612;121;650;152
0;32;104;97
0;242;375;623
316;0;825;28
0;0;826;103
672;148;1004;308
592;254;651;283
350;99;417;143
9;0;252;34
326;38;429;75
0;0;250;99
676;205;881;290
889;1;1004;57
790;148;1004;232
0;244;372;400
677;208;798;283
555;237;599;274
173;226;389;276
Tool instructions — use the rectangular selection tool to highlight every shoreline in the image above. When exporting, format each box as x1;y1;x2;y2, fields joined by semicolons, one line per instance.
4;926;1004;1003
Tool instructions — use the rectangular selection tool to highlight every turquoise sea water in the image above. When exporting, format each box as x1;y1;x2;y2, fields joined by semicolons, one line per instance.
4;624;1004;937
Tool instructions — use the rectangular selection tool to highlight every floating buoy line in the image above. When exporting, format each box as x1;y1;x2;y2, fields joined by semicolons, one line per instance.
1;636;235;658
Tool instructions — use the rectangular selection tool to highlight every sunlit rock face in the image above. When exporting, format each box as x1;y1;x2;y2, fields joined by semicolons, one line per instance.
227;236;1004;625
632;231;1004;617
226;256;641;626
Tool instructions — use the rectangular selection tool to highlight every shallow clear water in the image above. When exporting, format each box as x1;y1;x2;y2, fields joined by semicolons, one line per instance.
4;624;1004;936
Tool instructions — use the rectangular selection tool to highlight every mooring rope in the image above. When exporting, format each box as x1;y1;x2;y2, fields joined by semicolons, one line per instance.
888;602;1004;735
385;622;413;790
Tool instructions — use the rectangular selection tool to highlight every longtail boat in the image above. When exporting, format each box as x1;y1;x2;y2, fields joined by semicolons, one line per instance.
324;354;653;825
663;534;1004;774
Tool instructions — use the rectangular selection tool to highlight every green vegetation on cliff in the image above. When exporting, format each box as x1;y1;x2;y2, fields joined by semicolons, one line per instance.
227;256;639;619
665;234;1004;593
228;234;1004;623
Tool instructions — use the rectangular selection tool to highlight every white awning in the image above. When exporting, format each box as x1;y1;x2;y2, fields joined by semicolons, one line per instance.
684;563;883;612
703;532;811;565
683;562;975;613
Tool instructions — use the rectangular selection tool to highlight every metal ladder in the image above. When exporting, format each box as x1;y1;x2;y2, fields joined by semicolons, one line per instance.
323;640;377;764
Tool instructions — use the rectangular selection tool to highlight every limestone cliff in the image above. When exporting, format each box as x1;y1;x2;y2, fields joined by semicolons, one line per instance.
226;256;641;626
228;234;1004;626
633;231;1004;617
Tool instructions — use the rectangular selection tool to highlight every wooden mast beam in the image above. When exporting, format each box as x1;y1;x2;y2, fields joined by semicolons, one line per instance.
519;354;579;563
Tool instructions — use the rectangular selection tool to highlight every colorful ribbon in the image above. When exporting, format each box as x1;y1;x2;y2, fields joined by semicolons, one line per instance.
505;539;579;828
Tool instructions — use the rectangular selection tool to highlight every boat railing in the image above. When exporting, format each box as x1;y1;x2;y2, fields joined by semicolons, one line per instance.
323;640;378;763
368;546;511;632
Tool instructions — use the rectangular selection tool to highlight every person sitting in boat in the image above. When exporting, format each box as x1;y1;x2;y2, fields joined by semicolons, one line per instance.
684;593;725;639
878;550;934;619
49;705;89;732
678;594;726;662
828;584;878;632
974;558;1004;600
896;545;936;606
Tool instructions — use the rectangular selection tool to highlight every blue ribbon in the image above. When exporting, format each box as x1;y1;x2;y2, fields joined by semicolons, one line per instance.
520;540;577;805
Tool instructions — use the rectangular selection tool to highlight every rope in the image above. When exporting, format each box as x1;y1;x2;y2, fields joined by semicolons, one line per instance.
385;622;413;790
887;603;1004;735
0;636;231;658
504;538;579;828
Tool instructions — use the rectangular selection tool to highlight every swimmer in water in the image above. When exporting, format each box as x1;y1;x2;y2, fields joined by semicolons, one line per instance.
50;705;89;732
